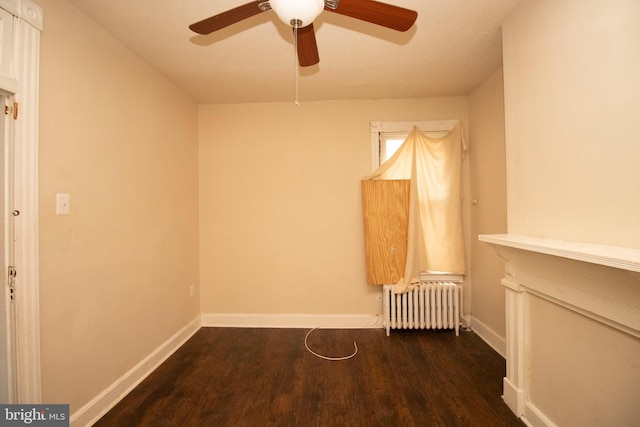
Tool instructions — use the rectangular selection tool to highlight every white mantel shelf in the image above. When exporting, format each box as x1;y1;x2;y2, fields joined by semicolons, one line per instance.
479;234;640;274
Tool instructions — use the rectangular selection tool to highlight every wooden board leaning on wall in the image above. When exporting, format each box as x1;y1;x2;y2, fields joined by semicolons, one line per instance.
361;180;410;285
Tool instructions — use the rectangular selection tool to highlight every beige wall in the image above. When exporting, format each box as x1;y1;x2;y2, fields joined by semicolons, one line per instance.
468;68;508;343
198;99;469;317
37;0;200;411
502;0;640;424
502;0;640;249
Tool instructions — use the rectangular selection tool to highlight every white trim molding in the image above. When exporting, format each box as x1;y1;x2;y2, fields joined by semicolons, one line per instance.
0;0;42;29
480;233;640;426
370;120;460;134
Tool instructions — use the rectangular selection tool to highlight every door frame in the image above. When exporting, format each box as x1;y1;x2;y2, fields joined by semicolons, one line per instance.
0;0;43;403
1;89;18;403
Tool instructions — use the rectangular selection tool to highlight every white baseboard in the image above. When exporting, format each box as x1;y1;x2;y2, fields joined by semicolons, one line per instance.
502;376;525;418
469;315;506;358
70;316;201;427
524;400;557;427
201;313;383;329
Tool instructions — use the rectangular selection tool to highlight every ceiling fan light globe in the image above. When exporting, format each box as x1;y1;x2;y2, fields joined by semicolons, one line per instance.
270;0;325;28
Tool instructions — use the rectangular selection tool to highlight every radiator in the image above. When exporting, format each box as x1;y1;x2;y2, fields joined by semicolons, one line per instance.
383;280;462;336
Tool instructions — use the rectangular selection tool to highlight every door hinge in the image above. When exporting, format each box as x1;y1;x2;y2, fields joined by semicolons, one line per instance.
8;266;16;301
5;102;18;119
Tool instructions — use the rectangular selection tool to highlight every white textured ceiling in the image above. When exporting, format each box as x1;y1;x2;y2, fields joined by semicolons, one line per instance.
65;0;520;104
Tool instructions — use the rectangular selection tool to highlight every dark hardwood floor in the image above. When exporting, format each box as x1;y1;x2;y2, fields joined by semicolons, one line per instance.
94;327;524;426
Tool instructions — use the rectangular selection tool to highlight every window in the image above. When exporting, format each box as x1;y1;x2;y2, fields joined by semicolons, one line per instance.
366;119;466;280
370;120;459;170
379;133;407;163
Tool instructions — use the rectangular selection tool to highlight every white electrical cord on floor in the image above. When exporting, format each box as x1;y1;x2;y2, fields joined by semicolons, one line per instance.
304;327;358;361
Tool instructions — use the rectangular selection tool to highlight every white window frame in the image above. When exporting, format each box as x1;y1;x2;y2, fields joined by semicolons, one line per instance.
370;120;460;170
378;132;407;164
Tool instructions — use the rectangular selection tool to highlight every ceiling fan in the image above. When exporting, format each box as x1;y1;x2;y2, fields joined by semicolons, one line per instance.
189;0;418;67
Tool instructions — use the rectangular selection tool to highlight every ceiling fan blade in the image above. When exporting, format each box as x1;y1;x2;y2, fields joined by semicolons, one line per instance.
296;24;320;67
189;1;266;35
326;0;417;32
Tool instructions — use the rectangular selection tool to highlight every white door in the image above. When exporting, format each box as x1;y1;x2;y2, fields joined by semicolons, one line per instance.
0;91;17;402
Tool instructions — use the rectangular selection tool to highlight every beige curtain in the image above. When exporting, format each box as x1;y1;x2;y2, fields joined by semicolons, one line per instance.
364;124;466;292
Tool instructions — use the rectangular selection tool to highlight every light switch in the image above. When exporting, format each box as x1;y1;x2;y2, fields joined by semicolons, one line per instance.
56;193;70;215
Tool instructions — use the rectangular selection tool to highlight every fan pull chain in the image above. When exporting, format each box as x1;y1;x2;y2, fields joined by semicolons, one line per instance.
294;25;300;106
